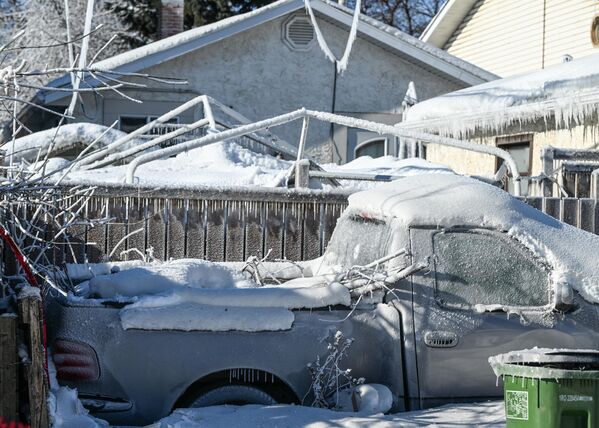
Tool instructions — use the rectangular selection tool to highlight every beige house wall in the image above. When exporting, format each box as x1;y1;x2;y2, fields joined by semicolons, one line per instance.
444;0;598;77
426;123;599;178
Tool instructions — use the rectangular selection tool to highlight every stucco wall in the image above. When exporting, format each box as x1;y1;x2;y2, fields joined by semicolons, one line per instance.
426;122;599;179
69;11;464;162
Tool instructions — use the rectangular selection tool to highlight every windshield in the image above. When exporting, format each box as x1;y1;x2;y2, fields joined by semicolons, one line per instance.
317;214;393;272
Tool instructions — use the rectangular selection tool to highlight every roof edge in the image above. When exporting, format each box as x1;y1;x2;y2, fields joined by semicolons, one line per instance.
43;0;495;105
420;0;478;48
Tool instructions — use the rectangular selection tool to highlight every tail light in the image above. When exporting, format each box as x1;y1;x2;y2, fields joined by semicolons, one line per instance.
53;339;100;381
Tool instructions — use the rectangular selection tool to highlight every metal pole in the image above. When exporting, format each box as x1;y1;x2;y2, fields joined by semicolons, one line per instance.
296;117;310;162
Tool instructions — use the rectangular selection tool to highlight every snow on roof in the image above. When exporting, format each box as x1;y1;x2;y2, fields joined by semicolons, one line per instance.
43;0;493;102
403;54;599;137
1;123;143;163
349;173;599;305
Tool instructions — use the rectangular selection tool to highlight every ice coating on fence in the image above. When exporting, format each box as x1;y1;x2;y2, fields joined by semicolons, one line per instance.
348;173;599;305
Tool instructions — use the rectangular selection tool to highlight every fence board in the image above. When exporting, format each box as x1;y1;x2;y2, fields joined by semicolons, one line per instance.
185;200;206;259
244;202;264;260
225;201;244;262
167;200;187;260
85;197;106;263
264;203;284;260
205;201;226;261
561;198;579;227
0;314;17;421
283;203;303;261
580;199;595;233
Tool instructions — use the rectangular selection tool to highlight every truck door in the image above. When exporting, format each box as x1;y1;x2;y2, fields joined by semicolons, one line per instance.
409;226;573;409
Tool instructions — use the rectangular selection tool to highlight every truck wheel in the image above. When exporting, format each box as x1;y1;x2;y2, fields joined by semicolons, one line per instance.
189;385;277;407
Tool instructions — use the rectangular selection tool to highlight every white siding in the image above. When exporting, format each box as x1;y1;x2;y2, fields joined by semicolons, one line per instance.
443;0;599;77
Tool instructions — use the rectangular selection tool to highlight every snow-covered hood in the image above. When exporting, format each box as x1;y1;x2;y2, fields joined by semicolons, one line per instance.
349;173;599;305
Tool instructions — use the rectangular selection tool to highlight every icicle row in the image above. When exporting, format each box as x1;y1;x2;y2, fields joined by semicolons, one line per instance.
304;0;361;73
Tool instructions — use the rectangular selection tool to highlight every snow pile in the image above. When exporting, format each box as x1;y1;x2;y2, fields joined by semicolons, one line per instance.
77;259;350;332
149;401;505;427
60;139;453;190
48;353;108;428
404;53;599;137
1;123;145;164
87;259;255;298
66;260;145;282
348;173;599;306
324;156;452;190
48;387;108;428
333;384;393;414
121;304;295;332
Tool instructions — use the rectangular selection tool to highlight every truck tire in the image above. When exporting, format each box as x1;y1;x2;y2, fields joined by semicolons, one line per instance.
189;385;277;407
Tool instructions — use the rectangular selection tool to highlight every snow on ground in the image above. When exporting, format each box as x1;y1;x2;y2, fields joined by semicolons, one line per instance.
403;53;599;137
48;354;108;428
348;173;599;306
53;140;452;190
148;402;505;428
48;388;108;428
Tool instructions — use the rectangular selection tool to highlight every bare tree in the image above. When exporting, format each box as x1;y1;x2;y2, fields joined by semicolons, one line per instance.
347;0;445;37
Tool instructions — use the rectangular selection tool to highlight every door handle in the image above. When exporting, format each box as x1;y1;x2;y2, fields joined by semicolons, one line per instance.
424;331;458;348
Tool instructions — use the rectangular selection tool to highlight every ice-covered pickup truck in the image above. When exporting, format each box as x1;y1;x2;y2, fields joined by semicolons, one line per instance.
47;174;599;425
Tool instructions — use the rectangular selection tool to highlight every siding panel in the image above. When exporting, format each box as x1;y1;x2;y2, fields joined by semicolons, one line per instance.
444;0;598;77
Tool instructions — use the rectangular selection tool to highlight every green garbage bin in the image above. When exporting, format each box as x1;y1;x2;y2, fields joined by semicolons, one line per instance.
490;349;599;428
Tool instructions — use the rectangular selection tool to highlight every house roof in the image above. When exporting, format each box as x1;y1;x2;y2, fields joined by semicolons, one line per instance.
42;0;495;104
420;0;479;48
401;54;599;137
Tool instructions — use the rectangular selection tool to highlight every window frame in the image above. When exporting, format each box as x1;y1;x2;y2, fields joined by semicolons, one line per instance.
118;115;180;133
431;227;553;312
354;137;388;159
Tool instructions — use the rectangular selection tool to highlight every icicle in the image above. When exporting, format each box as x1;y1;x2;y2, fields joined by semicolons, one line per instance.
304;0;361;73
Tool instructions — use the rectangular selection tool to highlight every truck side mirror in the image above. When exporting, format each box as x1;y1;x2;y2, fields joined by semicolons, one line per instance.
553;281;577;313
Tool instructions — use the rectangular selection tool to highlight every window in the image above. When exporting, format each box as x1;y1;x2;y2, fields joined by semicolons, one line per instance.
496;134;532;196
592;15;599;47
119;116;179;134
433;229;550;310
355;138;386;159
321;215;393;269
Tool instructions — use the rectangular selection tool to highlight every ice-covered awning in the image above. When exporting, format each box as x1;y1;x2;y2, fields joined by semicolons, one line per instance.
402;54;599;138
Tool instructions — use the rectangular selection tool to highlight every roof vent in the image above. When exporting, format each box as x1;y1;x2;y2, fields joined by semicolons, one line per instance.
283;16;315;51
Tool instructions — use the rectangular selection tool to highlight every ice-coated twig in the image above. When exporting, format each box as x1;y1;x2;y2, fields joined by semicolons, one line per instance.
304;330;364;408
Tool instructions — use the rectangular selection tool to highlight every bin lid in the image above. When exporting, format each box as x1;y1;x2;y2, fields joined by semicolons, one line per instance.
489;348;599;380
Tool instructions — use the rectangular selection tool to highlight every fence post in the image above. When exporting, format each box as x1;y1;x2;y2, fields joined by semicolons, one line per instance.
0;313;18;422
592;169;599;200
541;146;555;197
19;293;48;428
295;160;310;188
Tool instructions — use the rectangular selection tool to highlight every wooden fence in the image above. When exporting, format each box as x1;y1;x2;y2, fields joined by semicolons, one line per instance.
17;186;599;265
57;185;350;264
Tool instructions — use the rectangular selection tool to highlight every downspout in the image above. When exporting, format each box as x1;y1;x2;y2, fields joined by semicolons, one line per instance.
330;62;342;162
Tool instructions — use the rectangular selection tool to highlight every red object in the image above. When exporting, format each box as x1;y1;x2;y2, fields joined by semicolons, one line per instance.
0;417;31;428
53;339;100;381
0;226;49;377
